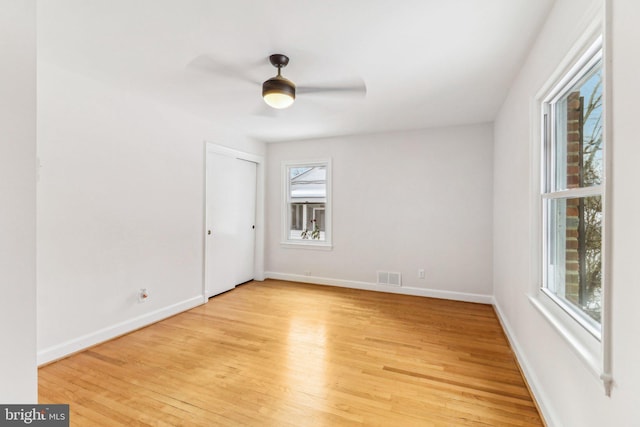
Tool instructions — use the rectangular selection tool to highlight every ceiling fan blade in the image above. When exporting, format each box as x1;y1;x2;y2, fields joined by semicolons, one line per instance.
251;101;282;118
297;79;367;97
187;54;260;86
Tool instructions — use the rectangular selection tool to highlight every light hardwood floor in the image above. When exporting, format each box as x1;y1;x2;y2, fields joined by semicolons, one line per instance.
39;280;544;426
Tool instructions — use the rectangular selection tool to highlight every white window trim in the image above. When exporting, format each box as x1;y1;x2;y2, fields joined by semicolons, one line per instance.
529;21;613;396
280;159;332;250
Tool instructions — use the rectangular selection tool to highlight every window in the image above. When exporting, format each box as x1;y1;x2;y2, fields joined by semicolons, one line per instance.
282;160;331;248
541;39;604;337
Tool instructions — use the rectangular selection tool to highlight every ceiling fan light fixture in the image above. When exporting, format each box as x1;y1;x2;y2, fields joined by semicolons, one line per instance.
262;75;296;109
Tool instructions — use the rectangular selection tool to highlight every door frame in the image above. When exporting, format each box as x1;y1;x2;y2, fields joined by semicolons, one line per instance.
203;142;265;302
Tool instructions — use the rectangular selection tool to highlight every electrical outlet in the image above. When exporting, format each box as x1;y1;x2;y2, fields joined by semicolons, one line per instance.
418;269;425;279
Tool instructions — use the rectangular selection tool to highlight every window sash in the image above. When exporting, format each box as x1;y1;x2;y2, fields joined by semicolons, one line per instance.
541;41;604;337
541;194;602;338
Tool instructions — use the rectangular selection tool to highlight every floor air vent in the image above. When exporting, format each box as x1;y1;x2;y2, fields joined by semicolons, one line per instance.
377;271;402;287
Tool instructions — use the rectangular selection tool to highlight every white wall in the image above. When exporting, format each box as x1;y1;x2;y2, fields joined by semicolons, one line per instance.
266;124;494;301
0;0;37;402
37;59;265;363
609;0;640;422
493;0;640;425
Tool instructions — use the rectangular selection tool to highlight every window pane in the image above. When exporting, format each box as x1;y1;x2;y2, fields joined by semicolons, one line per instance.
288;165;327;241
290;167;311;180
290;204;303;231
553;62;603;191
546;196;602;323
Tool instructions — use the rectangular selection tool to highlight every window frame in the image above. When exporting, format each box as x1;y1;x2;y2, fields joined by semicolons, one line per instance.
529;31;613;395
280;159;332;250
540;41;604;339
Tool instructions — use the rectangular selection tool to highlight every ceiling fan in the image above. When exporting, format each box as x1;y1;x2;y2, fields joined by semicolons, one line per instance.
188;53;366;110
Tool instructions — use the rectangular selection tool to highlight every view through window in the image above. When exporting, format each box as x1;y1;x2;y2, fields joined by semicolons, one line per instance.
285;163;330;244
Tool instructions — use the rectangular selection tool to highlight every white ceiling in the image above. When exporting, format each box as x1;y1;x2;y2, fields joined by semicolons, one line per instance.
38;0;554;143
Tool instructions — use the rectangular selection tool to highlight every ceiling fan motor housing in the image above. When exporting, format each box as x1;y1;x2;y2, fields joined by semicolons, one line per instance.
262;75;296;100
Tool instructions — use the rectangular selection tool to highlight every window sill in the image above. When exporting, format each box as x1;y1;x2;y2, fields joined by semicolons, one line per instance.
528;291;603;381
280;241;333;251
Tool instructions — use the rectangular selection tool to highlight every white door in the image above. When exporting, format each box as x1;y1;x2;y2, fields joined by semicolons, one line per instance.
206;150;257;297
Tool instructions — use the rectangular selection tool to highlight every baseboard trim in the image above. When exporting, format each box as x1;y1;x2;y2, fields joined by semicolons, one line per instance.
264;272;493;304
37;296;204;366
492;298;558;427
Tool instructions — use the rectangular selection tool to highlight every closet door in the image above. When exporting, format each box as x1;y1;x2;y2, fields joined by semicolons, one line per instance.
205;150;256;297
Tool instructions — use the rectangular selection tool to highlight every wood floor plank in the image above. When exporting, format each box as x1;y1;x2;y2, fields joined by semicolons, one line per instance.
39;280;543;426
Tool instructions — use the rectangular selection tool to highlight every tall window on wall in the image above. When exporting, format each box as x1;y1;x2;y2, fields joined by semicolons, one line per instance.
282;160;332;248
541;38;604;337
